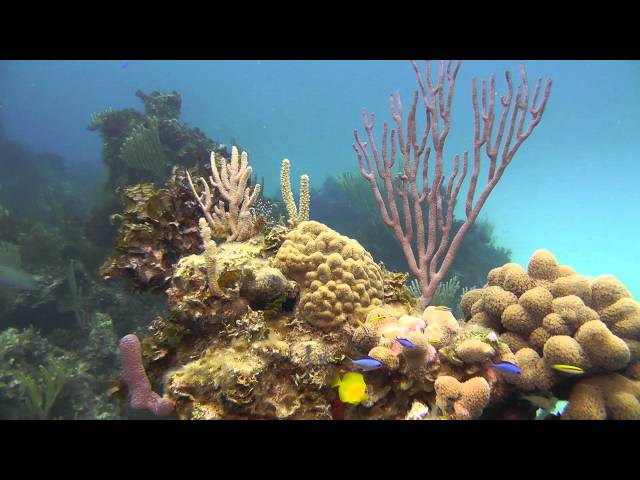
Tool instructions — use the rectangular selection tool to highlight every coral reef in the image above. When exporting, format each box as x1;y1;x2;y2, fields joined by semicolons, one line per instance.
111;207;639;420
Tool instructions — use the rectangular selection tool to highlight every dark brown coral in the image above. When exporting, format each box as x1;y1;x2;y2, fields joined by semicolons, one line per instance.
100;168;205;290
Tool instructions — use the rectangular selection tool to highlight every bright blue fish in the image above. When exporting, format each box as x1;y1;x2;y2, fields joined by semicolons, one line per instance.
491;361;521;375
395;337;417;349
349;357;384;371
120;60;130;69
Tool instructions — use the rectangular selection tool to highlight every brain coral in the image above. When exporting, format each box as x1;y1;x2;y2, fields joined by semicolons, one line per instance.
274;221;384;328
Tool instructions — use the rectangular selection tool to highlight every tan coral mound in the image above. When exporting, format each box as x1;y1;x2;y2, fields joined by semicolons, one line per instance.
368;346;399;371
274;221;384;328
488;263;534;297
541;320;630;373
460;289;484;319
591;275;632;312
509;348;557;392
574;320;630;371
563;372;640;420
527;249;560;282
481;286;518;318
434;376;491;420
542;335;590;370
422;306;461;348
499;332;529;353
519;286;553;319
550;295;598;335
549;274;592;306
501;304;539;336
459;250;639;402
455;339;495;363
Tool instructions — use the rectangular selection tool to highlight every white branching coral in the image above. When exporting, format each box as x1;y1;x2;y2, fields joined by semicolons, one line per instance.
187;146;262;242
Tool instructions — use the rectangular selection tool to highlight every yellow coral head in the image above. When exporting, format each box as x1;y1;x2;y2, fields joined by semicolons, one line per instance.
280;159;298;224
299;174;310;222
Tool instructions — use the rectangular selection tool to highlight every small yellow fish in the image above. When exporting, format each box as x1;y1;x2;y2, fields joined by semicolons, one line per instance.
367;314;386;323
331;372;369;405
355;318;370;336
552;364;584;375
434;306;452;311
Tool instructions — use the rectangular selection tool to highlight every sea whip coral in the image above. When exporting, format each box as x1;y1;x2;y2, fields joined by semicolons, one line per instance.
353;61;552;308
119;334;174;417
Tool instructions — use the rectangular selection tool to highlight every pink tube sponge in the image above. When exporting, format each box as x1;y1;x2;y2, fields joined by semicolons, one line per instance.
119;334;174;417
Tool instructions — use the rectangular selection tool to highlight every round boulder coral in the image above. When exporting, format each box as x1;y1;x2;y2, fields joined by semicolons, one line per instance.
563;373;640;420
528;327;552;352
519;286;553;319
542;335;589;370
574;320;630;371
551;295;598;334
455;338;495;363
549;274;592;306
591;275;632;313
501;263;535;297
527;249;560;281
482;286;518;318
434;376;491;420
499;332;529;353
368;346;399;371
542;313;572;336
469;311;501;331
460;289;484;319
501;304;539;336
509;347;556;392
556;265;577;277
599;298;640;325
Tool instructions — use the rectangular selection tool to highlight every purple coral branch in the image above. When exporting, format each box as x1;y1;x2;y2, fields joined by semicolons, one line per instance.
119;334;174;417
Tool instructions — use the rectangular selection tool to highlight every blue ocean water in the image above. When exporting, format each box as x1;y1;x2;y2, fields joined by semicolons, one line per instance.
1;60;638;296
